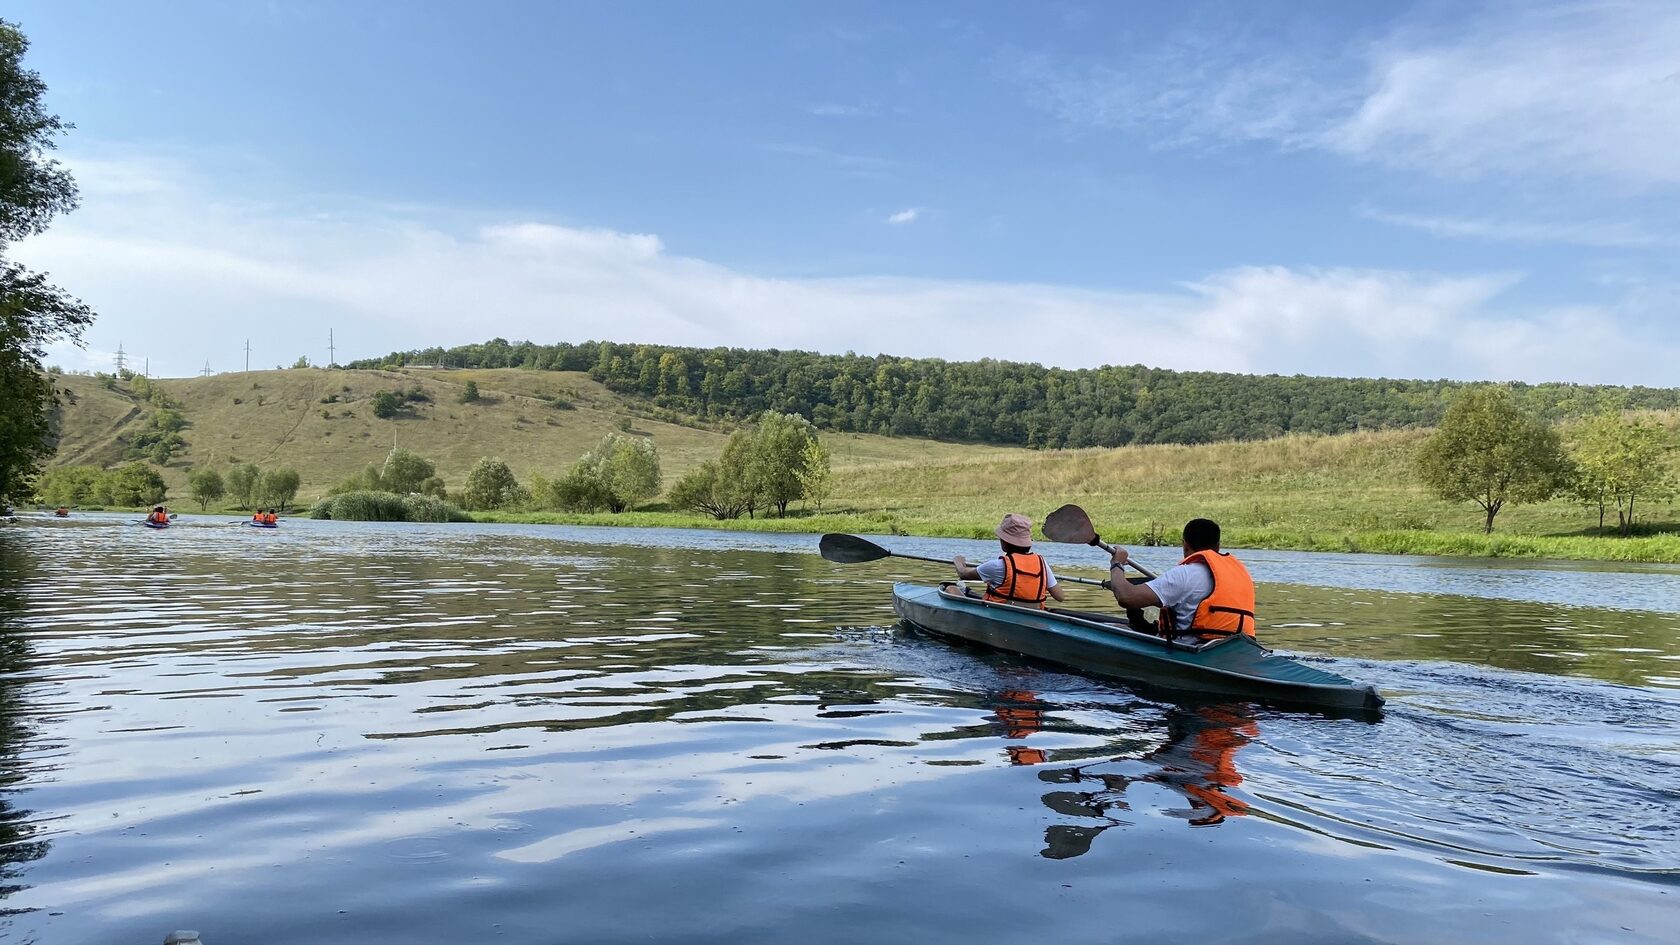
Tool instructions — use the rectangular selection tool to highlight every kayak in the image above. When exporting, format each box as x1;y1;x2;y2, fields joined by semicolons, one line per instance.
142;521;170;529
894;583;1383;714
246;521;279;529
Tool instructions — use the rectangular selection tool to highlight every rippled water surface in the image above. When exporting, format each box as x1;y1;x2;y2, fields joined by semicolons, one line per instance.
1;514;1677;944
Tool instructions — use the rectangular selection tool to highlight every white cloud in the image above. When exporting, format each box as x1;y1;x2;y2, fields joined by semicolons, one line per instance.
886;208;920;225
1358;207;1673;249
1025;1;1680;187
19;154;1680;384
810;103;877;118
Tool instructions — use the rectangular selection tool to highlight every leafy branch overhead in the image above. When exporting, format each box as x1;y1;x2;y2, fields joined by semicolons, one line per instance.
0;19;94;502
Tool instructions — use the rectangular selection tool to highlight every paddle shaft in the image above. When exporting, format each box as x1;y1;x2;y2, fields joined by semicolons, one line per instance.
1068;534;1159;582
884;549;1111;589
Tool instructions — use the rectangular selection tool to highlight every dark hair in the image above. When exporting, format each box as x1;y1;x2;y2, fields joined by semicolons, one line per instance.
1183;518;1220;552
999;540;1033;556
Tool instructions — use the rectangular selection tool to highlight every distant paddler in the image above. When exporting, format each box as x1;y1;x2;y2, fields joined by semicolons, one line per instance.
145;505;171;527
55;506;69;517
1108;518;1256;644
952;513;1067;608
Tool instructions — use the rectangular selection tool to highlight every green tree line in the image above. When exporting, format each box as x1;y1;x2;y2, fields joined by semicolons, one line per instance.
350;339;1680;449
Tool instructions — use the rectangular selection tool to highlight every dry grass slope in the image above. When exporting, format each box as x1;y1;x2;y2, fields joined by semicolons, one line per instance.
49;367;1016;500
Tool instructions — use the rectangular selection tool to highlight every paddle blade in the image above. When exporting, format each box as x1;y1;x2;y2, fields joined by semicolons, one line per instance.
1043;504;1099;545
818;533;891;564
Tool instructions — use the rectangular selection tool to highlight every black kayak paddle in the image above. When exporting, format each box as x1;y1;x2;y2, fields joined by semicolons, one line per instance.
818;533;1112;588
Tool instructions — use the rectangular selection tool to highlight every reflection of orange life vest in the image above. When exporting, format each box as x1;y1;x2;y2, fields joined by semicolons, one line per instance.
1180;705;1257;824
1162;550;1256;638
997;690;1047;765
984;553;1049;608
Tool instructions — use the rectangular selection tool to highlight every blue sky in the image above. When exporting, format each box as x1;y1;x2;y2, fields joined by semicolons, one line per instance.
10;1;1679;382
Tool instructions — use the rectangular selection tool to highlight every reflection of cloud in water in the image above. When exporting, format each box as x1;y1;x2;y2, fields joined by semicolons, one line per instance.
496;817;719;863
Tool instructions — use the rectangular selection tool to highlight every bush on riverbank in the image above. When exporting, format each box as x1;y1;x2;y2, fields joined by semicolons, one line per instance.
308;491;471;523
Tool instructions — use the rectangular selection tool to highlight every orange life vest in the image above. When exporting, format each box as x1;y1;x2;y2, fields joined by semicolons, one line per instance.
1161;550;1256;638
984;553;1050;608
148;511;169;524
264;512;278;524
253;513;263;522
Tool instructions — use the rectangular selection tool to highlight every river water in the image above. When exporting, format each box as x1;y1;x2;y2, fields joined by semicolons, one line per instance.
0;514;1675;944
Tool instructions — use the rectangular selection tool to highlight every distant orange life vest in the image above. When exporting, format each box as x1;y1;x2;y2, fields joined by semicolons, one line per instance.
253;513;263;522
148;511;169;524
984;552;1050;608
1162;550;1256;638
264;512;278;524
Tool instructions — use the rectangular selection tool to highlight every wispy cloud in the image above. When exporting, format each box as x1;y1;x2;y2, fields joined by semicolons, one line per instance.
810;102;877;118
755;142;899;176
886;208;920;225
1024;1;1680;187
20;154;1680;384
1359;206;1673;249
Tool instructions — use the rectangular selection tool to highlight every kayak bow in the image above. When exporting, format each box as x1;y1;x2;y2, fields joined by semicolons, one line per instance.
894;583;1382;714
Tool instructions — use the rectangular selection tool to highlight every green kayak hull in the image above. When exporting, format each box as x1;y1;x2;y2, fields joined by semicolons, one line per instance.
894;583;1383;714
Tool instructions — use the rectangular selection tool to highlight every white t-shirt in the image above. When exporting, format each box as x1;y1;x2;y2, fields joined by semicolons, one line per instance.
976;554;1058;595
1145;560;1214;632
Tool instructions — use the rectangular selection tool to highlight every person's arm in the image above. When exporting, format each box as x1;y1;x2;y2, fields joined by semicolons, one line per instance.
1109;548;1162;609
952;554;983;581
1044;563;1067;602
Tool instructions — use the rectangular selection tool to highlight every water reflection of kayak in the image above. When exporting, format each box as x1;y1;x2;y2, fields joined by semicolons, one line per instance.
894;582;1383;714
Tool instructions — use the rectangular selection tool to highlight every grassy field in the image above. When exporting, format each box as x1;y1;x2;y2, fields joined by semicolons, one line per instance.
49;367;1016;500
46;369;1680;563
480;425;1680;562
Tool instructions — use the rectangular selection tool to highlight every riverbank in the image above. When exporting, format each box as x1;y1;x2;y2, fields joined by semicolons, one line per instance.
469;508;1680;563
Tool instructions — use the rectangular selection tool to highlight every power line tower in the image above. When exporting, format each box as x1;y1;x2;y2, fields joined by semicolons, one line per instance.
114;344;127;374
328;328;337;368
244;339;251;372
201;360;213;378
143;357;150;379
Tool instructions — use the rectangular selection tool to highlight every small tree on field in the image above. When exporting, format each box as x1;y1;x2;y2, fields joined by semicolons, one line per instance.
381;447;435;494
187;468;224;511
797;437;832;513
1569;413;1675;536
462;457;524;510
291;356;311;369
750;412;819;517
1415;388;1570;533
259;467;301;511
371;391;400;419
459;381;479;403
101;462;167;507
669;460;752;519
227;463;261;509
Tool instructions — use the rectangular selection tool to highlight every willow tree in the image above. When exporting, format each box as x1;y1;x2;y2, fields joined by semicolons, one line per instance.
1416;388;1570;534
0;20;93;502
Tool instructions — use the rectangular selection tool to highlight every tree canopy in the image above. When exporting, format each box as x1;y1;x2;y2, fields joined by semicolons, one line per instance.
351;338;1680;451
0;20;93;502
1416;388;1571;533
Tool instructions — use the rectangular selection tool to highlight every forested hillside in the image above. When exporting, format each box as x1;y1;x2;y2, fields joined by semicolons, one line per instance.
352;339;1680;449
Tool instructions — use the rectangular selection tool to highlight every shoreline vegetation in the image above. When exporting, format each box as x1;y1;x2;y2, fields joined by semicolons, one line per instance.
35;502;1680;565
32;365;1680;566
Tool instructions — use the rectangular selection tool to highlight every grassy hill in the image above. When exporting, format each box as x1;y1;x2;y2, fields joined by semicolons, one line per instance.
43;368;1680;562
48;367;1017;501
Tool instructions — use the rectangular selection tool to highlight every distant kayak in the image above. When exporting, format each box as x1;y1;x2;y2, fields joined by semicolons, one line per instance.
894;583;1383;714
246;521;279;529
141;521;170;530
